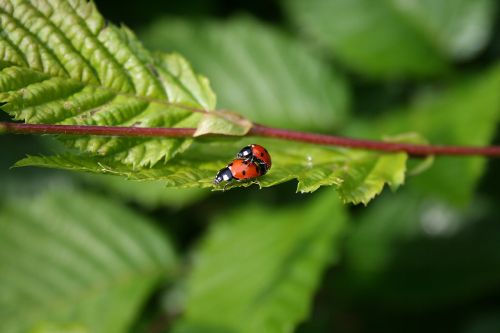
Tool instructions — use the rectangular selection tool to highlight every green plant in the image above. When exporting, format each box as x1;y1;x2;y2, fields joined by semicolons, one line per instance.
1;0;499;332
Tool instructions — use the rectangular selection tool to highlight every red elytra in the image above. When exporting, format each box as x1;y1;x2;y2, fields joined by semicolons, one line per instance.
213;158;262;185
237;144;272;173
229;159;262;179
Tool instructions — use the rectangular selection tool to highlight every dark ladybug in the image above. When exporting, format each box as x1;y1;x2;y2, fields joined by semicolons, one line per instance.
214;158;263;185
237;144;272;174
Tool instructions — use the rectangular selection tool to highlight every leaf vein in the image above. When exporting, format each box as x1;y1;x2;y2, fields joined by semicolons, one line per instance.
50;0;137;93
22;0;102;84
0;5;70;77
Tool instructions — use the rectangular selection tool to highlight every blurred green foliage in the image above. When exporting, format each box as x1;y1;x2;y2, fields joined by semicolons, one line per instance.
1;1;500;333
141;17;349;131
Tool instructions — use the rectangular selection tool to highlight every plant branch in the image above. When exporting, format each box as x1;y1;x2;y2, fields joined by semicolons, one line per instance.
250;124;500;156
0;122;196;137
2;121;500;157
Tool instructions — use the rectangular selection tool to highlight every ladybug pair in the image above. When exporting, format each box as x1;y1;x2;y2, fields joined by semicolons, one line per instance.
214;144;272;186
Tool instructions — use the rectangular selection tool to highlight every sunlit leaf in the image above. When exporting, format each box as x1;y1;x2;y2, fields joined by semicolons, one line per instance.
1;1;410;205
173;189;347;333
16;138;407;204
193;111;253;137
0;189;178;333
0;0;216;167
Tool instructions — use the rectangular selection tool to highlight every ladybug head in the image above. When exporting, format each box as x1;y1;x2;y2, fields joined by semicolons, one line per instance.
237;145;253;159
214;167;234;185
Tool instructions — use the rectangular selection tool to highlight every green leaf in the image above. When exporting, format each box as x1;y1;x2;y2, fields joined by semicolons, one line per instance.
0;0;216;167
0;1;409;205
335;150;406;204
140;16;349;131
193;110;253;137
349;63;500;204
16;138;407;205
173;189;347;333
284;0;496;77
382;132;435;176
389;0;497;60
0;189;178;333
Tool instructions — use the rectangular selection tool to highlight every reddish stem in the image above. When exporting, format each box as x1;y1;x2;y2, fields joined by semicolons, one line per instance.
0;122;196;137
2;121;500;157
250;124;500;156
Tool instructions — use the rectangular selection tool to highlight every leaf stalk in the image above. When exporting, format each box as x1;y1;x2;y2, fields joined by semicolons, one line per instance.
2;121;499;157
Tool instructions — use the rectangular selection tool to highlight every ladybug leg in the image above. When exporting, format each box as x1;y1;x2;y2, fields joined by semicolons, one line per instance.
256;161;268;176
234;178;252;187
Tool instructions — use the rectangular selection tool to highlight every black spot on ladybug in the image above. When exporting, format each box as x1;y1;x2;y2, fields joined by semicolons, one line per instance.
242;170;246;176
260;153;264;157
243;160;249;165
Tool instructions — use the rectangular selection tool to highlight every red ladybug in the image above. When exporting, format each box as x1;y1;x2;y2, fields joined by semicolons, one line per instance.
237;144;272;174
214;158;263;185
